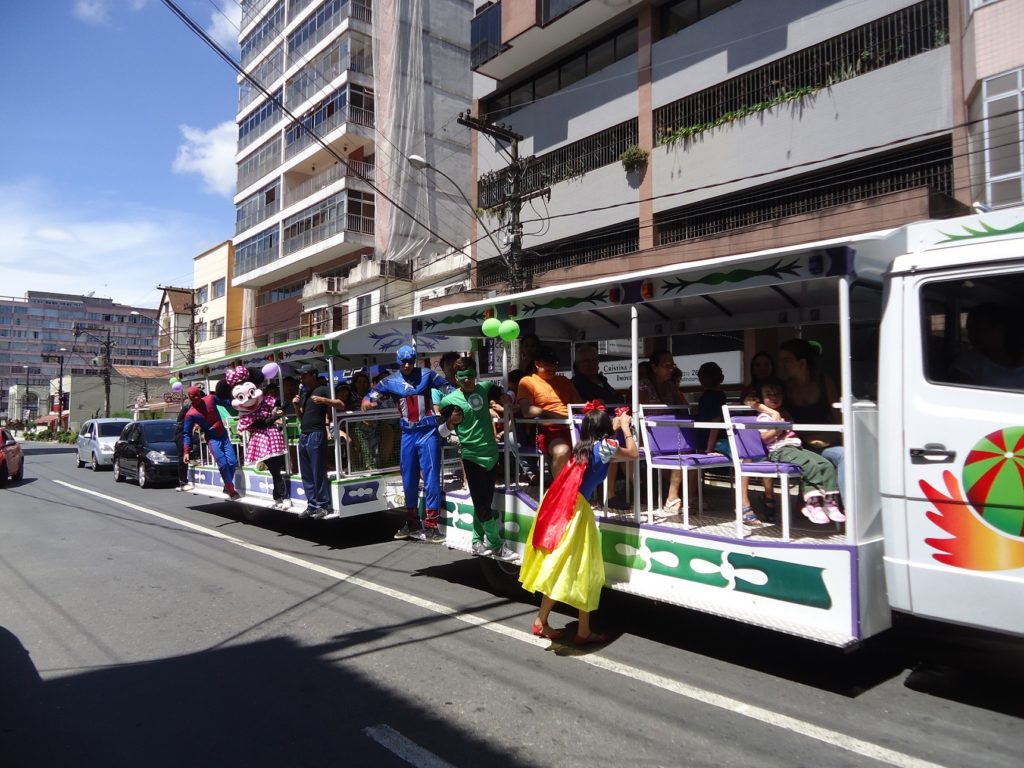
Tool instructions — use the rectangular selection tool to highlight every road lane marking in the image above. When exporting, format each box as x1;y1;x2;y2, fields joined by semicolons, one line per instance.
363;724;456;768
54;480;948;768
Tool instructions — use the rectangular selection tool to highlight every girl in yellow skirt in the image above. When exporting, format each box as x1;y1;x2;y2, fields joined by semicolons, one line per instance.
519;401;637;644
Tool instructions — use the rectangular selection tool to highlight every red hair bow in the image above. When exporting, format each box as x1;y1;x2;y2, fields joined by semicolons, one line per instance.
582;399;606;413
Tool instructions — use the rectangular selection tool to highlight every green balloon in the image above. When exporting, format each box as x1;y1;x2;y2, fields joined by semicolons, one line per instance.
498;319;520;342
169;377;179;385
482;317;501;338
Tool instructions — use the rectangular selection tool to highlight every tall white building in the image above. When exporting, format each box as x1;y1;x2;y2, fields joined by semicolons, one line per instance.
234;0;475;345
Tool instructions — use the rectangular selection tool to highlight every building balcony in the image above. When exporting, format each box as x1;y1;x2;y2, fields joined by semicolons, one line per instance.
283;158;374;208
284;103;375;161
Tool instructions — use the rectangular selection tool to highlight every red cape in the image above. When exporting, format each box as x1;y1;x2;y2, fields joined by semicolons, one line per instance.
530;459;586;552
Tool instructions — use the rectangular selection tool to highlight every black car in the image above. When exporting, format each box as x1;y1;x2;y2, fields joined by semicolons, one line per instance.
112;419;179;488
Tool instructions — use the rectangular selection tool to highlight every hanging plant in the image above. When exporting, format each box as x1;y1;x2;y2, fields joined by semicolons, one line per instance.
619;145;649;173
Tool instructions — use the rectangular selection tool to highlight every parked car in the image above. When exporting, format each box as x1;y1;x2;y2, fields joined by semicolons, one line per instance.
75;418;132;470
1;428;25;485
112;419;179;488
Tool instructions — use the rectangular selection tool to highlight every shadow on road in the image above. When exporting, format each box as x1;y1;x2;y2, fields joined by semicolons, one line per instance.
19;445;75;456
0;622;536;768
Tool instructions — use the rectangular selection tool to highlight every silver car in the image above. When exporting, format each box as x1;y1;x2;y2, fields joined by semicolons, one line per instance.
75;418;132;470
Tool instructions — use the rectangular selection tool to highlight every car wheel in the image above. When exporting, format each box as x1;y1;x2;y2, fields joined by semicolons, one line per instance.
137;462;148;488
91;453;100;472
12;458;24;482
76;451;85;469
113;459;124;483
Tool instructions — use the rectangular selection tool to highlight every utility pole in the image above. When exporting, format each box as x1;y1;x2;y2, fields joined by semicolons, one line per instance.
73;323;114;418
457;112;550;293
156;286;205;365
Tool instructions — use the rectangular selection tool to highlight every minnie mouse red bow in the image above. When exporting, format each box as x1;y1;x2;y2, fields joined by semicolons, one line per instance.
582;400;605;413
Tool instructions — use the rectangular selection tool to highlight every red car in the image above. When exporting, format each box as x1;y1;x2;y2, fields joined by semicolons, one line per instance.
1;428;25;485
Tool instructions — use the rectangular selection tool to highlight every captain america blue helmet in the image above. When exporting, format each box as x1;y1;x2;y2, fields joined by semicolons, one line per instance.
396;344;417;363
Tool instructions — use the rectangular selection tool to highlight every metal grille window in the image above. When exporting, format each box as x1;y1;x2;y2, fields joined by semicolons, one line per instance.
288;0;348;65
654;0;948;143
482;24;637;120
479;224;639;287
478;120;636;208
241;1;283;67
972;69;1024;209
235;226;280;277
237;136;281;191
656;138;953;246
282;191;347;255
238;89;282;151
235;180;280;235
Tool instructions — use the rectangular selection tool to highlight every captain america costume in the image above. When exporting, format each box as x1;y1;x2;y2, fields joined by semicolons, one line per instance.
363;347;453;532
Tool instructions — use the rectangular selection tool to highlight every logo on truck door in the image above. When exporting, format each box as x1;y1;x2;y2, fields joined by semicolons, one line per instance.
922;427;1024;570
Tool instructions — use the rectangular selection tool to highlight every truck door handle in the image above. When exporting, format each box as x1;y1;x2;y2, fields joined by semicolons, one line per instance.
910;443;956;464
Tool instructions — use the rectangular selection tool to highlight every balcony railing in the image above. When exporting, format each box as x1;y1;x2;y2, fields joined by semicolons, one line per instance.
284;159;375;207
285;104;374;159
351;0;372;24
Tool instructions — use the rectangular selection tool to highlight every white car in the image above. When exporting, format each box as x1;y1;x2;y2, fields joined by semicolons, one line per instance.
75;418;131;471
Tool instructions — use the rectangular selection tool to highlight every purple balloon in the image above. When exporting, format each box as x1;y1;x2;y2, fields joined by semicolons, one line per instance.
262;361;280;380
171;381;183;392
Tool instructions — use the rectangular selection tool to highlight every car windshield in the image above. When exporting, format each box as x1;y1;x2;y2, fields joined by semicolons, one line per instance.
98;422;128;437
141;422;175;442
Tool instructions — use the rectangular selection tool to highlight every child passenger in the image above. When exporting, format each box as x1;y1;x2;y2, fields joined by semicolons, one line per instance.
756;379;845;525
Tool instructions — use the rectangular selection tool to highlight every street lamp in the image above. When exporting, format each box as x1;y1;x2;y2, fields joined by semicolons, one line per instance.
406;153;507;260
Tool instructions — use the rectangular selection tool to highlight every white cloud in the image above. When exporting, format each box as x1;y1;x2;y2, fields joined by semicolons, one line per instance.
0;180;225;308
172;121;237;198
73;0;149;24
73;1;109;23
206;1;242;52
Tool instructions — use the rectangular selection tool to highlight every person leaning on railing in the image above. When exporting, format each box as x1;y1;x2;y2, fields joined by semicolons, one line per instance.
517;346;581;480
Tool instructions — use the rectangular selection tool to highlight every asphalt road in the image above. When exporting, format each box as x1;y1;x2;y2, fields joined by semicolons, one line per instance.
1;443;1022;768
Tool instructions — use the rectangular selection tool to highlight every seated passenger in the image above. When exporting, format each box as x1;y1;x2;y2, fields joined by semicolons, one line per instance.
756;379;844;526
517;346;581;480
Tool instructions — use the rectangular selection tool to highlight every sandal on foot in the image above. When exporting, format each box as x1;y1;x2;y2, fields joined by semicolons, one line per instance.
662;498;682;513
742;507;763;526
573;632;609;646
531;621;564;640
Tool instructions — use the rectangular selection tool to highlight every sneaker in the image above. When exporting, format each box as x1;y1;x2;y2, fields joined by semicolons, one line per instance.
471;540;488;556
415;526;446;544
801;497;829;525
607;495;630;511
298;506;316;520
825;498;846;522
486;543;517;562
313;508;333;520
394;522;421;540
179;482;194;492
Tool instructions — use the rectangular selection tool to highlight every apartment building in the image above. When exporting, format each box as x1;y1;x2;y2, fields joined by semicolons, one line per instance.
234;0;475;346
193;240;245;362
0;292;158;421
467;0;1023;290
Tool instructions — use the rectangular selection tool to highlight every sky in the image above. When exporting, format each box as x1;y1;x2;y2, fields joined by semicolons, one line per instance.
0;0;244;310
